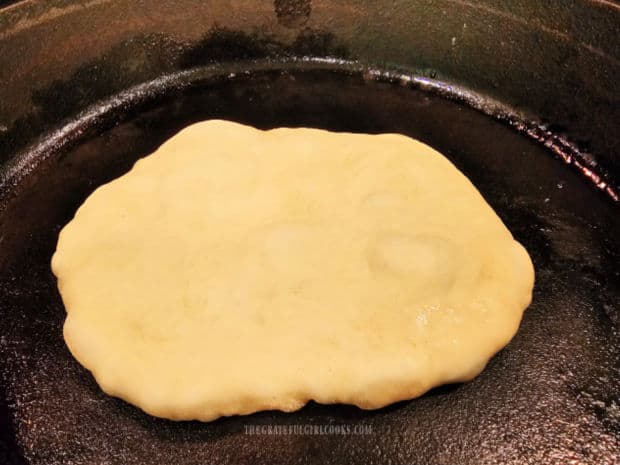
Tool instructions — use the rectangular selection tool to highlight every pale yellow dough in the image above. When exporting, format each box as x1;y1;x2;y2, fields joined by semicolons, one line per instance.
52;120;534;421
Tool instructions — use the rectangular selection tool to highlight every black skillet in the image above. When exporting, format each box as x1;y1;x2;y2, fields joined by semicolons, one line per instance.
0;1;619;464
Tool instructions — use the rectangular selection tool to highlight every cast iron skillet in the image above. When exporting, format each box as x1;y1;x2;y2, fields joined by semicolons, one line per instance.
0;1;619;464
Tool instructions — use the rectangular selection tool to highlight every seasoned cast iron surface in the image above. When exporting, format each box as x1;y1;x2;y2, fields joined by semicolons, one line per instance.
0;69;619;464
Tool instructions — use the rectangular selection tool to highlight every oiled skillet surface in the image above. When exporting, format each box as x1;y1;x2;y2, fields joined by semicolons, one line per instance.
0;70;618;465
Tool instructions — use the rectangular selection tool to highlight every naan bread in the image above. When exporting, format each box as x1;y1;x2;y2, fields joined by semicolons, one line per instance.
52;120;534;421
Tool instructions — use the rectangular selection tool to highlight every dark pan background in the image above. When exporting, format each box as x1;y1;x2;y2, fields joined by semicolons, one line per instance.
1;1;619;464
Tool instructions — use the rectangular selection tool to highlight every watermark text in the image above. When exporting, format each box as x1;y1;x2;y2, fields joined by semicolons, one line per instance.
244;423;373;436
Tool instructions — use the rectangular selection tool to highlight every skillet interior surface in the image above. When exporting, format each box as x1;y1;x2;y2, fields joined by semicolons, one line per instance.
0;65;619;465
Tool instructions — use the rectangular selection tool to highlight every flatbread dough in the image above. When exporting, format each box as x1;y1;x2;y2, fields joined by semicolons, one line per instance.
52;120;534;421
